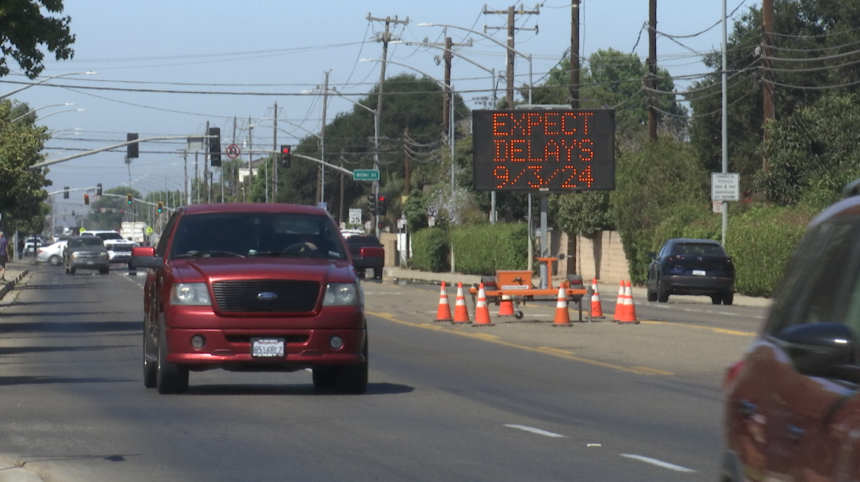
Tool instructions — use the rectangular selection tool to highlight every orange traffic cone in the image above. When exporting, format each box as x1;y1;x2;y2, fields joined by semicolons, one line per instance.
590;278;604;319
452;282;471;324
552;286;572;327
435;281;453;322
618;280;639;324
613;280;626;322
473;283;494;327
498;294;515;316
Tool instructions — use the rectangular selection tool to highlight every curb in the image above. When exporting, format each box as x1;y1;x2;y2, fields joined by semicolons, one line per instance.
0;269;28;301
0;457;42;482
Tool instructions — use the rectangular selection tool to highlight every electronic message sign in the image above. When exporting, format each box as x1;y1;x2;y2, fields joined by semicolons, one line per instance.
472;109;616;192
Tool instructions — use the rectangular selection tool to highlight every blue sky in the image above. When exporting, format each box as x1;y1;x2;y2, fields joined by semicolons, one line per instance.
4;0;757;218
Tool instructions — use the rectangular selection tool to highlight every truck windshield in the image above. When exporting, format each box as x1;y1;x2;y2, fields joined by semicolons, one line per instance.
169;212;348;260
95;232;123;240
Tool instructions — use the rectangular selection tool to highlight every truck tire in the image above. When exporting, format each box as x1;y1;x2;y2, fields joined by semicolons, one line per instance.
373;268;383;280
156;324;189;394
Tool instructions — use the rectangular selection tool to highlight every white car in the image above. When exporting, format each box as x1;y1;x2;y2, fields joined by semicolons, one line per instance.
36;240;68;266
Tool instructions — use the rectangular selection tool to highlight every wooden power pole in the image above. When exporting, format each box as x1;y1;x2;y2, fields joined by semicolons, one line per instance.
484;5;539;109
648;0;658;141
570;1;580;109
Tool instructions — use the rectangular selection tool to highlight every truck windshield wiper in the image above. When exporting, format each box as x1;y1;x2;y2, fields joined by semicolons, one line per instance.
174;250;245;259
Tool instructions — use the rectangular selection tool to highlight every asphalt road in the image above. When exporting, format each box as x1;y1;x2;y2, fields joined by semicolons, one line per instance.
0;265;764;482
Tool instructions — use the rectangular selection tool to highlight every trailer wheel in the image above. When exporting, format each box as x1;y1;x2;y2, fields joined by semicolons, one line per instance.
514;310;524;320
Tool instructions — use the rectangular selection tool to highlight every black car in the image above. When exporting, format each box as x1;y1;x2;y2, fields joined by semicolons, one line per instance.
646;238;734;305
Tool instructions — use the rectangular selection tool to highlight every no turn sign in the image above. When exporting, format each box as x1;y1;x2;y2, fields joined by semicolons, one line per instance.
226;144;240;159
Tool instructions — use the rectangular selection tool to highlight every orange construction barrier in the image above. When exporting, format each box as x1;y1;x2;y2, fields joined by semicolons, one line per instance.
590;278;604;319
613;280;626;322
452;282;471;324
473;283;494;326
435;281;453;322
498;294;515;316
618;280;640;324
552;286;572;327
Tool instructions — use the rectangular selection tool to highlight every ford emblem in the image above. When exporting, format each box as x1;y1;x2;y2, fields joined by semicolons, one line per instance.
257;292;278;300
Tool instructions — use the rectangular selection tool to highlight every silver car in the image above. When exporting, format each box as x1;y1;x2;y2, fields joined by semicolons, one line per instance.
63;236;110;275
36;240;68;266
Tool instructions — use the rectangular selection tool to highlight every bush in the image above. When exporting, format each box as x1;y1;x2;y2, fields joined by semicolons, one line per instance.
726;204;815;297
410;228;449;272
451;223;529;275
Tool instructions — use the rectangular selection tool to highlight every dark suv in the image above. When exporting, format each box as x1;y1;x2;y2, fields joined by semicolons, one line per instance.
647;238;735;305
131;203;367;395
722;183;860;481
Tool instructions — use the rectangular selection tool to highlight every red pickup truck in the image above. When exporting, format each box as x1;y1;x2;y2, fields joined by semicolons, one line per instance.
345;235;385;280
130;203;368;395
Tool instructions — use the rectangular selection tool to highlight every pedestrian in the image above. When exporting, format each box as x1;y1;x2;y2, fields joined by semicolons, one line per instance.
0;232;8;281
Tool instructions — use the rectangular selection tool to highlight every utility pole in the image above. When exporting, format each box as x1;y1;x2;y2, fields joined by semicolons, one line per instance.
484;5;539;109
339;151;345;226
247;115;253;195
204;121;209;202
194;151;199;205
648;0;659;141
570;1;580;109
272;101;278;201
318;70;330;207
232;116;237;200
367;13;409;238
762;0;774;171
184;153;189;205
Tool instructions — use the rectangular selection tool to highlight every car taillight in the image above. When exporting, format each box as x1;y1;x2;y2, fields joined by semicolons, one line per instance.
724;360;745;391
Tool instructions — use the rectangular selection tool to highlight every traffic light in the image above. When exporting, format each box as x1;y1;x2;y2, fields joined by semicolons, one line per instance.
157;201;163;213
96;183;102;196
209;127;221;167
127;133;139;158
280;145;291;168
366;194;377;215
63;186;69;199
377;195;387;216
84;194;89;205
126;194;133;205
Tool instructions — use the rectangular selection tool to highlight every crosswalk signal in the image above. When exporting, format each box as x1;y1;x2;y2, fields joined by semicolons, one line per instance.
366;194;377;215
127;194;133;205
280;145;291;168
84;194;90;205
157;201;164;213
208;127;221;167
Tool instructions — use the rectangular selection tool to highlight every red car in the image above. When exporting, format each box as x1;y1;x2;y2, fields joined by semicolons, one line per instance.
131;203;367;395
722;182;860;481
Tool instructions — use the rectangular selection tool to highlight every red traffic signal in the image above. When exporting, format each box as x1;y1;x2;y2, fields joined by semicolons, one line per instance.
377;195;387;215
84;194;90;205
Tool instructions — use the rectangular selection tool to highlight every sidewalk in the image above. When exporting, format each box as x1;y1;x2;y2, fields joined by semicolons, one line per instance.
0;260;29;301
382;266;772;308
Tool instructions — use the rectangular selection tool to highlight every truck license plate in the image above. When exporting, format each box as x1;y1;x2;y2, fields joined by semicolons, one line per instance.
692;270;706;276
251;338;285;358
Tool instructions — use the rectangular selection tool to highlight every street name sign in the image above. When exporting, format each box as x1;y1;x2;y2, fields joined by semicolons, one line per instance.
353;169;380;181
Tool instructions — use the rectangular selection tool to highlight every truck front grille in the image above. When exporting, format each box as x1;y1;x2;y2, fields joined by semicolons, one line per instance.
211;280;321;313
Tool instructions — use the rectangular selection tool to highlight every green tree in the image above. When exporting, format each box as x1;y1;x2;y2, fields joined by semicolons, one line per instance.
0;99;51;233
0;0;76;78
84;187;140;230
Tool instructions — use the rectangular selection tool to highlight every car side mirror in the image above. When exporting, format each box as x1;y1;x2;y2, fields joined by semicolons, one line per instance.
130;246;161;269
776;322;860;381
647;252;657;259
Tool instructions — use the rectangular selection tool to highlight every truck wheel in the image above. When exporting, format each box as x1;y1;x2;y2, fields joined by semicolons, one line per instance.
373;268;383;280
335;338;368;394
143;317;157;389
156;324;189;394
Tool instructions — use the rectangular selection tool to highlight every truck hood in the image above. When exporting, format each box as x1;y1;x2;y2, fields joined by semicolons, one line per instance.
171;257;356;284
103;239;136;248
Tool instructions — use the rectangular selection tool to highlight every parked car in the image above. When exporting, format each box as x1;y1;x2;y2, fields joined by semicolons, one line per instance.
130;203;367;395
646;238;735;305
36;240;68;266
722;180;860;482
23;235;48;256
63;236;110;275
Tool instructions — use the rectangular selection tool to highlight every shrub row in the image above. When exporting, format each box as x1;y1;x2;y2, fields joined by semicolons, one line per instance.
410;223;530;274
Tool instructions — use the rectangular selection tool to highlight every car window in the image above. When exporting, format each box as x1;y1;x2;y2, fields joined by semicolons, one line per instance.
95;232;123;240
766;217;860;335
169;212;347;260
156;212;180;257
69;238;105;248
672;243;725;256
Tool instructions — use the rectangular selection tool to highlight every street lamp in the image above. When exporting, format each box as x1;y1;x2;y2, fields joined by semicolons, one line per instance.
12;102;74;122
418;23;533;105
35;108;86;123
0;71;97;100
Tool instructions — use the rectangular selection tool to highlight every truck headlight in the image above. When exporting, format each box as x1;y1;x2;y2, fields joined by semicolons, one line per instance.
323;283;362;306
170;283;212;306
99;252;109;259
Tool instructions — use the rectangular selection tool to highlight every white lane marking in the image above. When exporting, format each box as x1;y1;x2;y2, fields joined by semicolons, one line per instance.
504;424;566;438
620;454;696;473
648;303;765;319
